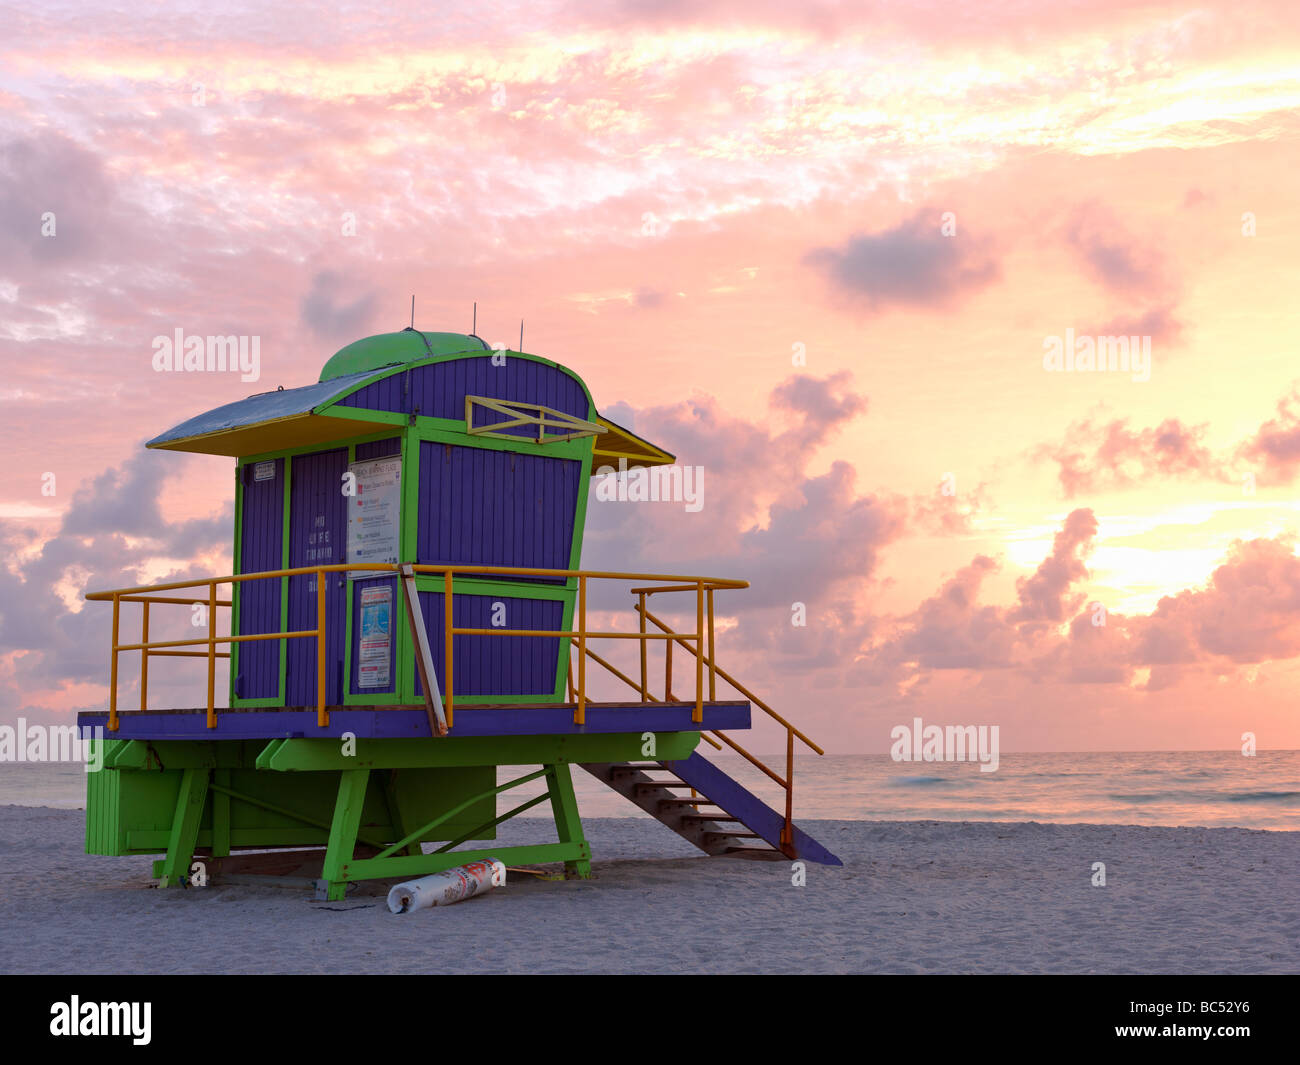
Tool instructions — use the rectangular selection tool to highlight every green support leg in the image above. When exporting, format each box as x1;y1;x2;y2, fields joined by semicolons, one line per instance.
377;769;422;857
158;768;210;887
319;769;370;902
211;768;231;858
546;762;591;879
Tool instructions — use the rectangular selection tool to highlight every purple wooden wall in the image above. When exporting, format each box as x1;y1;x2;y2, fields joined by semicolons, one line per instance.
417;442;579;577
337;355;591;423
414;443;578;697
348;437;401;696
234;458;283;700
286;448;349;706
415;592;564;697
355;437;401;461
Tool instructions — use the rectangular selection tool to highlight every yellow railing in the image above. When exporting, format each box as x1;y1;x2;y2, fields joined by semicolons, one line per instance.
614;589;823;849
85;563;823;850
85;564;745;731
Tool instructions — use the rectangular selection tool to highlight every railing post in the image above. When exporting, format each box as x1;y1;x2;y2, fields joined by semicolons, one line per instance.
109;593;120;732
140;601;150;711
316;570;327;727
665;620;673;702
207;582;217;729
706;586;715;701
783;728;794;848
576;576;586;725
637;592;648;702
444;570;454;728
694;580;704;723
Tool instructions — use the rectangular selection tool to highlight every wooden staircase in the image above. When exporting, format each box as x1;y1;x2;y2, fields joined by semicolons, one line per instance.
581;752;842;866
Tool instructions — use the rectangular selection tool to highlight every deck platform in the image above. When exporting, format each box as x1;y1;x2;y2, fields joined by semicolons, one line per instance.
77;701;750;741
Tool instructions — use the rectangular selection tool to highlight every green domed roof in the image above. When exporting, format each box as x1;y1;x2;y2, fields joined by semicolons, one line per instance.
319;330;490;382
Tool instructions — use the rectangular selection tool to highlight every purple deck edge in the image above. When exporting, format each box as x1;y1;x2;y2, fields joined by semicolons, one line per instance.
76;702;750;741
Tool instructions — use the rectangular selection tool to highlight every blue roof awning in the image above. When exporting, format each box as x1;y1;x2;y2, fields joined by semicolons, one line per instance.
146;370;389;457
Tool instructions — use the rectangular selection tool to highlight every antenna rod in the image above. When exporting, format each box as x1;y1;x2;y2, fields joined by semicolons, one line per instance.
410;294;415;329
473;302;477;335
519;319;523;352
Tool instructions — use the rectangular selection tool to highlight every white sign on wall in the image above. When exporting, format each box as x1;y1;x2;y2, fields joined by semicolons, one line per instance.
357;585;392;688
346;456;402;579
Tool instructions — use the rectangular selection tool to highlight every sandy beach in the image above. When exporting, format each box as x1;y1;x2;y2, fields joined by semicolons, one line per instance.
1;806;1295;975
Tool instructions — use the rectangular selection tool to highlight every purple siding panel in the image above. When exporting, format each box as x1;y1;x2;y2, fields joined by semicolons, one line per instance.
417;442;579;577
286;448;349;706
337;356;590;422
415;592;564;697
338;372;407;415
235;459;283;700
354;437;401;460
413;357;590;421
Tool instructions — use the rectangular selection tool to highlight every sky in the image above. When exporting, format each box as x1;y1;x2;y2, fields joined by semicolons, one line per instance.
1;0;1299;752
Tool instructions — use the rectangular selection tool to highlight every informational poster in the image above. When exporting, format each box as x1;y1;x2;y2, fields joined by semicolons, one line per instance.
346;456;401;579
357;585;392;688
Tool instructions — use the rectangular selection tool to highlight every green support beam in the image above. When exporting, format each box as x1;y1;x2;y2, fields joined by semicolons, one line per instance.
320;769;370;900
266;732;699;772
212;768;231;857
98;730;692;897
158;768;210;887
546;762;591;879
339;841;590;885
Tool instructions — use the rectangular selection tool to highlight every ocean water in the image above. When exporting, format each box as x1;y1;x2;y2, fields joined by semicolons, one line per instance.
3;750;1296;830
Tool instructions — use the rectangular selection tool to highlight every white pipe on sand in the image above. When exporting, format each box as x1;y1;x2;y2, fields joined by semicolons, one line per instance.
387;858;507;914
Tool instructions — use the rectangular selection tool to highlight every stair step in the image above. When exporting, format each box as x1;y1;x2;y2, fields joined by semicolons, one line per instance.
721;847;788;861
578;755;843;867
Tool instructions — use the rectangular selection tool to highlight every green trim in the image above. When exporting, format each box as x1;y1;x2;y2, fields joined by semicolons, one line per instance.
398;426;419;705
559;435;595;697
341;439;356;702
316;406;407;427
278;454;291;705
229;463;243;707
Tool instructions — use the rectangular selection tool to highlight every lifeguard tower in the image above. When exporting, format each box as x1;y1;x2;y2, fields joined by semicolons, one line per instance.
79;329;839;899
